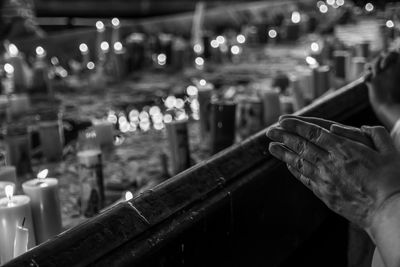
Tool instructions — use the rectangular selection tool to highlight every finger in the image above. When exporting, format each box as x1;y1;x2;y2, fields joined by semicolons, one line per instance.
279;115;342;130
380;51;399;71
279;118;342;152
371;55;383;77
286;163;317;192
266;127;329;165
269;142;319;180
361;125;396;153
330;124;375;149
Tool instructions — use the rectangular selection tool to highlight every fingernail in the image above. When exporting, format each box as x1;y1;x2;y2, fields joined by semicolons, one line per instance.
266;128;277;139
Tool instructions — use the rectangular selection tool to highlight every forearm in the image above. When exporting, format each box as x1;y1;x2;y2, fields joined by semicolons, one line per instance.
368;194;400;267
371;101;400;130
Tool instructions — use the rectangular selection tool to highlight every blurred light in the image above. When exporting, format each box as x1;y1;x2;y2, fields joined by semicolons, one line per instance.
317;1;325;7
100;41;109;51
195;57;204;66
113;42;123;51
327;0;335;5
129;123;137;132
152;113;163;123
79;43;88;53
149;106;161;116
154;122;164;130
96;21;105;31
319;4;328;13
193;44;203;54
210;39;219;48
8;43;19;56
187;85;198;96
119;122;130;133
165;96;177;109
311;42;320;52
306;56;318;66
199;79;207;86
139;111;149;121
190;99;200;110
129;109;139;121
336;0;344;6
4;63;14;74
51;57;59;65
87;61;95;70
236;34;246;44
60;69;68;78
107;112;118;124
386;20;394;28
118;116;128;124
124;191;133;200
157;53;167;65
139;121;151;132
163;114;173;123
216;36;225;44
291;11;301;24
365;3;374;12
268;29;277;39
36;46;45;57
175;98;185;109
231;45;241;55
175;111;188;121
111;18;120;27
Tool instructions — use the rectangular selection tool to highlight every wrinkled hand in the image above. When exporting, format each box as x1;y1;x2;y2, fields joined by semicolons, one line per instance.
367;51;400;106
266;116;400;232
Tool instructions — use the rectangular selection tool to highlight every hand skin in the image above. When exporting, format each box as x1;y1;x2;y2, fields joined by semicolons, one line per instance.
367;51;400;130
266;116;400;267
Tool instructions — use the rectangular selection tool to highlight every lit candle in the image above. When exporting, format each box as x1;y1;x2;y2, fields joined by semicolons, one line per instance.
31;46;51;95
210;101;237;154
7;93;31;119
313;65;331;98
13;218;29;258
261;87;281;126
93;120;114;149
96;21;106;62
197;84;213;141
0;182;15;198
3;63;15;94
333;50;351;82
111;18;120;46
0;185;35;264
236;96;263;140
77;149;105;217
22;169;62;244
6;43;29;93
39;110;64;162
166;119;191;175
351;57;367;80
290;77;306;111
110;41;127;79
79;43;90;67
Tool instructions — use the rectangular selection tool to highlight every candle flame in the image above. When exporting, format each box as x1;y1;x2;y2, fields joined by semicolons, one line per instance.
37;169;48;179
8;43;19;56
306;56;318;66
5;185;13;200
100;41;109;51
124;191;133;201
36;46;46;57
96;21;105;30
111;18;120;27
79;43;88;53
4;63;14;74
113;42;123;52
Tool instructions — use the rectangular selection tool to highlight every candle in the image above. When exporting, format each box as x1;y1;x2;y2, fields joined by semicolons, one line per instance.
93;120;114;149
356;41;370;59
125;33;146;71
333;50;351;82
261;88;281;126
31;46;51;96
166;119;191;175
197;85;213;141
210;101;237;154
13;218;29;258
39;111;64;162
6;43;29;93
313;65;331;98
280;95;294;114
3;63;15;94
4;123;32;179
351;57;367;80
96;21;106;62
110;41;127;79
236;96;263;140
77;149;105;217
290;77;306;111
79;43;90;67
0;185;35;264
22;169;62;244
111;18;121;46
299;71;315;101
172;37;187;71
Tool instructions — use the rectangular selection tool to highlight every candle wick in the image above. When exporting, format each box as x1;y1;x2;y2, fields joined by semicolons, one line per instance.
22;217;25;227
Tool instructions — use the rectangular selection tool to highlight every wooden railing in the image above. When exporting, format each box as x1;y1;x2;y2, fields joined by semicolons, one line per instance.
3;78;379;267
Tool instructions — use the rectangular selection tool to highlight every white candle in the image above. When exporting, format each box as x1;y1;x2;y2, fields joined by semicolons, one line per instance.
166;119;191;175
13;219;29;258
290;77;306;111
0;186;35;264
0;182;15;198
3;63;15;94
93;120;114;149
96;21;106;62
111;18;121;46
261;88;281;126
79;43;90;66
6;43;29;92
351;57;367;80
22;169;62;244
7;93;31;118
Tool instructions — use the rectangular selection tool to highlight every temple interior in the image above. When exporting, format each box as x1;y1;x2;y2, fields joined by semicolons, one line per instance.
0;0;398;266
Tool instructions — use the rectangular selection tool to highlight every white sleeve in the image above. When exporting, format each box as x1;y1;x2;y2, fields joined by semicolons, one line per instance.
390;119;400;151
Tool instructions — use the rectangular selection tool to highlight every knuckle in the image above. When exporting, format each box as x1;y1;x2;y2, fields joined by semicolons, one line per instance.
296;141;306;156
307;127;322;142
295;157;304;171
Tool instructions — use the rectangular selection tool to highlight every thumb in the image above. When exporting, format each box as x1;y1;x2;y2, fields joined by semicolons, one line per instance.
361;126;396;153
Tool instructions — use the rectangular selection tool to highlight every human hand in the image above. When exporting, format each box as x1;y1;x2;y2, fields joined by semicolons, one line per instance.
266;117;400;234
